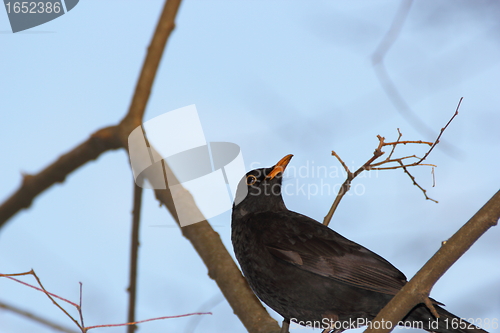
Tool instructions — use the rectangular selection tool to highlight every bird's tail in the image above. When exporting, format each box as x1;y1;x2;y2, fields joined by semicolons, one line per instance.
405;303;488;333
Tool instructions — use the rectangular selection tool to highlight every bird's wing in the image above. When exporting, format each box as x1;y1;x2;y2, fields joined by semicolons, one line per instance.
257;211;407;295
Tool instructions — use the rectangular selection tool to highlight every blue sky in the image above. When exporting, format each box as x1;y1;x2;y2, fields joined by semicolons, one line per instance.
1;1;499;332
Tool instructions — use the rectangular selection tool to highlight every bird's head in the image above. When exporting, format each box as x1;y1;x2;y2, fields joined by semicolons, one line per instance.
233;154;293;216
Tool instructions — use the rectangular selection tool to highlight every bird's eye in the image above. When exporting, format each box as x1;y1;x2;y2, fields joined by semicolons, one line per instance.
246;175;258;185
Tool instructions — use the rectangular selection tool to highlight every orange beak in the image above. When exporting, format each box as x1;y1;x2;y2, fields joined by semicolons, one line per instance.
266;154;293;180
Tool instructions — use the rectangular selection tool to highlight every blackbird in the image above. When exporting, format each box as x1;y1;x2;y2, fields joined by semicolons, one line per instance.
231;154;487;333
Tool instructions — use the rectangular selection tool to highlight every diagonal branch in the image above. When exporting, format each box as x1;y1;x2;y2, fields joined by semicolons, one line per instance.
0;1;280;332
116;0;183;146
323;100;461;227
323;131;434;226
364;190;500;333
416;97;461;164
153;159;280;333
1;270;83;330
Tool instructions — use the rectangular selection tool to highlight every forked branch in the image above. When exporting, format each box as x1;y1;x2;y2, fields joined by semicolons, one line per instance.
0;270;211;333
323;99;461;226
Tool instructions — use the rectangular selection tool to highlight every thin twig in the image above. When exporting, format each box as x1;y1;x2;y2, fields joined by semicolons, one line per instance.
31;271;84;330
127;183;143;333
1;272;79;307
86;312;212;331
78;283;85;332
183;294;224;333
423;296;439;319
417;97;462;164
1;271;83;330
371;155;420;167
399;161;438;203
331;151;352;176
372;163;436;171
324;101;461;227
322;179;351;226
323;136;386;225
383;140;433;146
0;300;79;333
1;270;212;333
386;128;402;160
325;135;434;227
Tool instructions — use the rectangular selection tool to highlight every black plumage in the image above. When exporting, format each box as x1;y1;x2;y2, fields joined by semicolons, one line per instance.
231;155;487;333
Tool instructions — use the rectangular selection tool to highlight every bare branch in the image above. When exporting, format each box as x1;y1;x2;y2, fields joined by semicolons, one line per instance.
372;162;437;171
1;270;212;333
78;283;85;332
364;190;500;333
383;140;433;146
117;0;183;145
324;132;434;226
398;161;438;203
417;97;461;164
386;128;402;160
323;137;386;225
86;312;212;331
0;300;79;333
1;270;83;330
331;151;352;176
127;183;143;333
323;102;460;227
153;162;280;332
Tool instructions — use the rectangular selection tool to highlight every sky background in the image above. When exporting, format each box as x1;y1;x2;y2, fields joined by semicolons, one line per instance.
1;1;499;332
